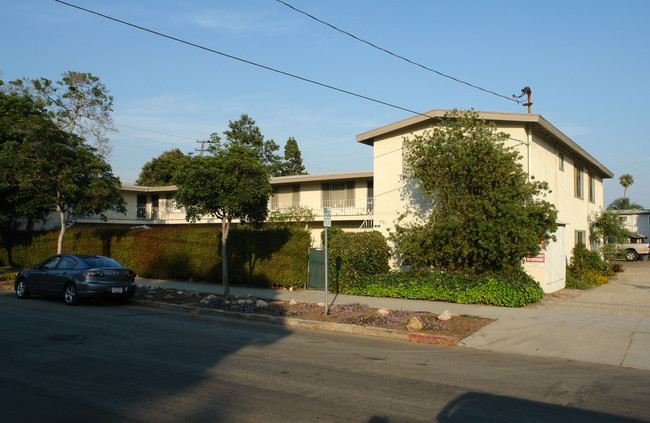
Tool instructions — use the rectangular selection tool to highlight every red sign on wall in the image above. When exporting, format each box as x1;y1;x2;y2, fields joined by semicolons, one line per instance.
525;251;545;265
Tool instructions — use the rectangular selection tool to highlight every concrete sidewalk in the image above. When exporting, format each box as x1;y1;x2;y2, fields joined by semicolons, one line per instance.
137;261;650;371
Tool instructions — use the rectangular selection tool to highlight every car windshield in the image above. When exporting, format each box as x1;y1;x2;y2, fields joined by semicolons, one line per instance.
81;256;125;269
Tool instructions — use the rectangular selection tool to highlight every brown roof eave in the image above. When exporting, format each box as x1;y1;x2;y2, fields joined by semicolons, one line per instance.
533;116;613;179
356;109;613;179
270;170;373;185
121;185;178;193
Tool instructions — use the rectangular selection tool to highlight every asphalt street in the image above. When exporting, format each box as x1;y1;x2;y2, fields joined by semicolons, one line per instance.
2;293;649;423
139;260;650;370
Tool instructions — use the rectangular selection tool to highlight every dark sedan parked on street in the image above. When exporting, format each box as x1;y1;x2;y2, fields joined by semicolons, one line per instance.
15;254;137;305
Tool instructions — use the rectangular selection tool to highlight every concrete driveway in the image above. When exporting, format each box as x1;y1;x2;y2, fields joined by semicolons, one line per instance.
461;260;650;369
527;260;650;318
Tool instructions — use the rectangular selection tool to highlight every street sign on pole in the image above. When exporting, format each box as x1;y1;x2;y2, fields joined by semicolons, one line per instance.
323;208;331;314
323;207;331;227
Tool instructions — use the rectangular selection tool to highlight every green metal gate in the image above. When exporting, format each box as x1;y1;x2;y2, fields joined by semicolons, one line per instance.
308;248;325;290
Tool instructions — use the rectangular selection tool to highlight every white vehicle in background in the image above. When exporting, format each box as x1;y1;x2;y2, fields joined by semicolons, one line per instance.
618;235;650;261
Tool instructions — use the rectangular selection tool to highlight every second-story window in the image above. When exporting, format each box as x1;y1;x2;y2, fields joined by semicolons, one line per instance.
322;182;355;208
588;174;595;203
575;164;584;199
292;184;300;207
136;194;147;218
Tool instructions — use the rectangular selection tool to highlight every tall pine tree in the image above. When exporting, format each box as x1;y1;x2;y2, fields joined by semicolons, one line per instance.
280;137;307;176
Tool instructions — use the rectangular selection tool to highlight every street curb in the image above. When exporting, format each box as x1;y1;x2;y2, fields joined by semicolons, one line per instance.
131;299;459;346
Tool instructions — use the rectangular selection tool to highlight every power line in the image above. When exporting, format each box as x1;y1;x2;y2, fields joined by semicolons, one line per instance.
53;0;529;145
116;123;199;141
54;1;422;116
114;131;192;149
274;0;519;104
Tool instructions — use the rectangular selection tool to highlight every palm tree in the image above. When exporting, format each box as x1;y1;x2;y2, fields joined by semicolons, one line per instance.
619;174;634;198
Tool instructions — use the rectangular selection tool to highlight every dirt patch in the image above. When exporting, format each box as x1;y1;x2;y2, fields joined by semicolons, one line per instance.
135;288;493;341
524;288;585;309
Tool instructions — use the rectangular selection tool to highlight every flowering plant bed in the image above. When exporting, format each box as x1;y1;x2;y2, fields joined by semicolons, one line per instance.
135;286;493;341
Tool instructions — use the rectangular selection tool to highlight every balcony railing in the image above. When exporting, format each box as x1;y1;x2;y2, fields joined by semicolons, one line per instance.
270;198;374;217
77;198;374;223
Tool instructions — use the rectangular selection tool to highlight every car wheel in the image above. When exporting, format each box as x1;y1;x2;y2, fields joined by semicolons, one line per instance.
625;249;639;261
16;279;31;299
64;283;79;306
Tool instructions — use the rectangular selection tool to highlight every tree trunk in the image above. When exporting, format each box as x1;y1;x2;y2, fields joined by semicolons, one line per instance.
221;218;230;298
57;204;66;254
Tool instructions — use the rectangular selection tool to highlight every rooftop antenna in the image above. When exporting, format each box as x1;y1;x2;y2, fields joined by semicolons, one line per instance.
513;86;533;113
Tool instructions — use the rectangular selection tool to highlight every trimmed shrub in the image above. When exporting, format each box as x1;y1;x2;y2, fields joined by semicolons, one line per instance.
228;227;310;288
345;269;544;307
0;226;310;289
566;243;612;289
328;231;390;292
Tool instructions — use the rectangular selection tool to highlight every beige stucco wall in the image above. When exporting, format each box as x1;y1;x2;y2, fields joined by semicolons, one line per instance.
272;178;374;247
367;117;607;292
371;120;605;260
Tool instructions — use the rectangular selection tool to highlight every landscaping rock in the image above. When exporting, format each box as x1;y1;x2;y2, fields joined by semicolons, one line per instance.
438;310;452;321
206;294;217;301
164;294;175;300
256;300;269;308
407;317;423;331
377;308;390;316
237;294;251;299
176;290;184;295
289;299;297;305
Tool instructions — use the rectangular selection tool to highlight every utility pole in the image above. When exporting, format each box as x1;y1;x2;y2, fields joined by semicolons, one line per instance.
513;86;533;113
196;140;207;157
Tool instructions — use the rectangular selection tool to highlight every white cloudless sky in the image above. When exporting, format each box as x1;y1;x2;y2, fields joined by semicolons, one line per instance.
2;0;649;207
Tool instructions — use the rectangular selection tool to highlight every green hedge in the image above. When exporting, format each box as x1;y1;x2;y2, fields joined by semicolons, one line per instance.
344;269;544;307
0;226;310;289
328;231;390;292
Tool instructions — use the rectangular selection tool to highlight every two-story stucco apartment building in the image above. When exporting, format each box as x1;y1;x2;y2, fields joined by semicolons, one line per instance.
71;109;612;292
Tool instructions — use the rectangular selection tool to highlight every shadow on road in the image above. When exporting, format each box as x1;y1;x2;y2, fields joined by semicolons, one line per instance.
435;392;648;423
0;294;291;422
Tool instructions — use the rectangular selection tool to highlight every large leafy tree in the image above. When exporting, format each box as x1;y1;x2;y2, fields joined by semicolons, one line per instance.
607;197;644;210
392;109;558;273
0;90;125;253
2;71;115;156
136;148;191;186
49;140;126;254
618;174;634;199
280;136;307;176
174;143;272;298
0;92;60;226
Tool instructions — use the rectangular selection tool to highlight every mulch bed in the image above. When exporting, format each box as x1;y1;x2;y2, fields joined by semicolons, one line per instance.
136;288;494;341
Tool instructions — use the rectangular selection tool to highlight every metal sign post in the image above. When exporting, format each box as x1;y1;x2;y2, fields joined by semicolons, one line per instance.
323;208;331;314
